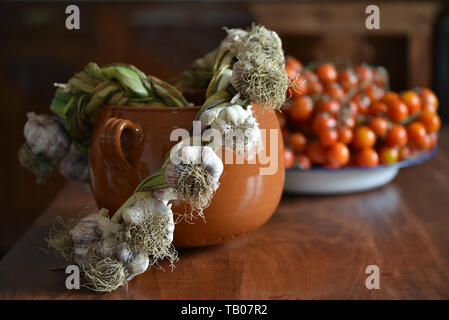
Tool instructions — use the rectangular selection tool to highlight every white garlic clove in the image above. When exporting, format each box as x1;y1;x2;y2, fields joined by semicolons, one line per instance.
126;253;149;280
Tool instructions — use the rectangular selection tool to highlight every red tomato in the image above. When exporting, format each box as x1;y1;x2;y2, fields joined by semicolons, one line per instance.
337;127;353;144
289;132;308;152
317;99;340;114
306;141;327;165
365;84;385;101
316;63;338;83
312;114;337;134
288;75;308;98
356;148;379;167
319;128;338;147
369;117;388;136
407;121;427;148
285;56;303;73
369;101;388;116
401;90;422;115
355;64;373;84
352;92;371;114
324;82;345;99
326;142;350;168
381;91;400;106
398;146;411;161
419;111;441;133
428;132;438;149
352;126;376;149
289;96;314;123
304;70;323;95
338;68;358;91
284;149;295;169
418;88;439;112
387;100;409;123
386;124;408;147
297;154;312;169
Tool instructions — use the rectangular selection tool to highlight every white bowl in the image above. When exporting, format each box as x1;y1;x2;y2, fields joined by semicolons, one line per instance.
284;148;437;195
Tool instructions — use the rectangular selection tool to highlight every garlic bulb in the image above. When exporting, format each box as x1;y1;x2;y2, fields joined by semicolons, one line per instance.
71;213;121;260
24;112;70;161
221;28;248;52
122;196;173;225
230;55;289;109
126;253;149;280
59;145;90;183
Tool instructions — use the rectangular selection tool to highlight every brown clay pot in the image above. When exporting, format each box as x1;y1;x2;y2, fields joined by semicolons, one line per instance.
88;104;284;247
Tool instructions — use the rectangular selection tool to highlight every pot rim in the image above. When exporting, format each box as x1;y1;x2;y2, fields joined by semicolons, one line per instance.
103;104;201;112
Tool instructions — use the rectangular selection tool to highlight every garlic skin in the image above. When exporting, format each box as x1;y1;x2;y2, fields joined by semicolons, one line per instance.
24;112;70;161
71;213;121;260
166;145;224;191
59;145;90;183
209;104;261;155
153;187;178;203
122;195;175;242
221;28;248;52
126;253;149;280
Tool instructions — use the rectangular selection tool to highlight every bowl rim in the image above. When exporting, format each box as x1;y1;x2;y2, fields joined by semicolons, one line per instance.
286;147;438;172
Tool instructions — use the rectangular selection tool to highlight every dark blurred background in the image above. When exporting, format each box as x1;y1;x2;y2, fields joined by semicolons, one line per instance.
0;0;447;258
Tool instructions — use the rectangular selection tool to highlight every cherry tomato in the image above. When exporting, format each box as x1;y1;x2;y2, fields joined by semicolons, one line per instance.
306;141;326;165
352;92;371;114
407;121;427;148
418;88;439;112
338;68;358;91
352;126;376;149
312;114;337;134
289;132;308;152
288;75;308;98
337;126;353;144
317;99;340;114
387;100;409;123
289;96;314;123
369;101;388;116
418;111;441;133
326;142;350;168
428;132;438;149
285;56;303;74
319;128;338;147
379;147;399;164
284;149;295;169
398;146;411;161
381;91;400;106
304;70;323;95
369;117;388;136
316;63;338;83
356;148;379;167
324;82;345;99
386;124;408;147
297;154;312;169
401;90;422;115
365;84;384;101
355;64;373;84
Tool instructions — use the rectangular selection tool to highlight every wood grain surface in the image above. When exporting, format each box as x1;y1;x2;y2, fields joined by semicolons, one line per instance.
1;129;448;300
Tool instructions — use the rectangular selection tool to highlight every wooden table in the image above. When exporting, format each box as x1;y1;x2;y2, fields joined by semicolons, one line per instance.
1;129;449;300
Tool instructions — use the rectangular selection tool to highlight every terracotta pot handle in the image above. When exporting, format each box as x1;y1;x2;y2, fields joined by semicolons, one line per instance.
99;117;143;171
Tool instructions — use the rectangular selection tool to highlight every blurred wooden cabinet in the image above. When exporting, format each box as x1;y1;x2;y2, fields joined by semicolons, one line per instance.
250;1;440;90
